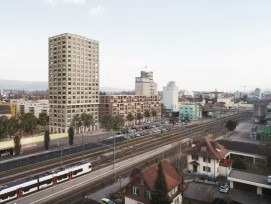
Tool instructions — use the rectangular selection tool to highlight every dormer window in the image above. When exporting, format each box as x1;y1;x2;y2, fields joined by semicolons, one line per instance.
201;146;207;151
140;179;145;185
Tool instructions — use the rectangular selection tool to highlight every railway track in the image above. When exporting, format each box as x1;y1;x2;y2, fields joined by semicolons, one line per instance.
0;112;252;185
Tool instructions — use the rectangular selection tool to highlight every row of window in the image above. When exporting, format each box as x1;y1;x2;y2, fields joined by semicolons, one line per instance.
132;186;152;200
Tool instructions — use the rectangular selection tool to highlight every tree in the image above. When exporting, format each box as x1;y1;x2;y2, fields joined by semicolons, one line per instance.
152;162;171;204
136;113;143;125
144;110;151;123
13;133;21;156
71;114;82;133
81;112;94;134
232;157;246;170
101;115;125;132
44;130;50;150
126;113;134;126
68;127;74;146
19;113;38;134
226;120;238;132
151;110;157;121
7;117;20;138
38;112;49;131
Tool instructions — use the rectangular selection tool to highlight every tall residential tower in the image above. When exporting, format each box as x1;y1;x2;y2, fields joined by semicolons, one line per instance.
49;33;99;133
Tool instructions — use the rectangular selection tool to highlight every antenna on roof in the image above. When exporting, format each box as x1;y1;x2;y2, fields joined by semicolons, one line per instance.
145;65;147;70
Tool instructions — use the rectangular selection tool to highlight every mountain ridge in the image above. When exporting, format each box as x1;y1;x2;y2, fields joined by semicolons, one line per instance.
0;79;132;92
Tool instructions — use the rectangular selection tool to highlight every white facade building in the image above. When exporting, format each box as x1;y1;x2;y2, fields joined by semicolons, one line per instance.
163;81;179;112
135;71;157;96
11;99;49;118
217;97;234;109
255;88;261;98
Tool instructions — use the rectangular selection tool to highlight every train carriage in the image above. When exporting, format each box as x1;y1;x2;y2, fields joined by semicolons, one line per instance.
0;178;38;203
0;162;92;203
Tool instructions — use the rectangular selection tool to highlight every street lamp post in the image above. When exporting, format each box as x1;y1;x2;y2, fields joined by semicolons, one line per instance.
60;148;63;167
113;134;115;169
82;133;85;162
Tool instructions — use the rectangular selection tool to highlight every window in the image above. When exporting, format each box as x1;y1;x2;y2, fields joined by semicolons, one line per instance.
192;155;198;160
140;179;145;185
203;157;211;163
203;166;211;172
145;191;152;200
132;186;140;195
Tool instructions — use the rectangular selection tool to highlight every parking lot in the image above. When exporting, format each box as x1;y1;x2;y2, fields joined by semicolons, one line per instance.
183;182;271;204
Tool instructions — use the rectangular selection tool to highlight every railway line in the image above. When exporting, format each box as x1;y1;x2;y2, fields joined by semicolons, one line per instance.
0;112;252;186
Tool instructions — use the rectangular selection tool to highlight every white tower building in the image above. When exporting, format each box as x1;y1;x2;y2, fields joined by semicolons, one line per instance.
163;81;179;112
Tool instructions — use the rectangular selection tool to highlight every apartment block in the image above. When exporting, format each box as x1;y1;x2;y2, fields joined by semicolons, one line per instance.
49;33;99;133
99;95;161;125
135;71;157;96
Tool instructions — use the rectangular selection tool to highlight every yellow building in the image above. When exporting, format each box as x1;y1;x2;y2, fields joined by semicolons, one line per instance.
0;103;18;118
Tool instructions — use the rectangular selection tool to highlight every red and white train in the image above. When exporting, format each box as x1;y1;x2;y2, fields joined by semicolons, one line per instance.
0;162;92;203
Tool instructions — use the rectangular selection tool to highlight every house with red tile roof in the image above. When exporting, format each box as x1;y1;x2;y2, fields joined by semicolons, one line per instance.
186;137;232;178
124;160;186;204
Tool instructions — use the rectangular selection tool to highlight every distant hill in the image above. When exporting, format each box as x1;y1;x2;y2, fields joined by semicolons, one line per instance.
0;79;48;90
0;79;132;92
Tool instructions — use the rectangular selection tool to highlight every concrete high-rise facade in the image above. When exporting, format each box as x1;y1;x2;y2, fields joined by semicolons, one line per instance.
135;71;157;95
49;33;99;133
163;81;179;112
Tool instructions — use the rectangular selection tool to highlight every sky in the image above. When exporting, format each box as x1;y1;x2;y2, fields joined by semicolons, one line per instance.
0;0;271;92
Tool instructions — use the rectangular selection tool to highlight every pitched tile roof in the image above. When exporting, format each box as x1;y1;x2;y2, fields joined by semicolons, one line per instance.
219;159;232;167
186;137;229;159
129;160;185;192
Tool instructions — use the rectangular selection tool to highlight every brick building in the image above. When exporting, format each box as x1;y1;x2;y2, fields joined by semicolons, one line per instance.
99;95;161;125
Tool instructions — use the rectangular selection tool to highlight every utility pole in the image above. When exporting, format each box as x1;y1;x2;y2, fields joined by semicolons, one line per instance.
82;133;85;162
113;134;115;169
61;148;63;167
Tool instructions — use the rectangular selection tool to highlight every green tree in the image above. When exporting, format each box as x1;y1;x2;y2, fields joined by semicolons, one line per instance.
38;112;49;131
13;133;21;156
44;130;50;150
101;115;125;132
81;112;94;134
68;126;74;146
232;157;246;170
126;113;134;126
144;110;151;123
151;110;157;121
71;114;82;133
136;113;143;125
226;120;238;132
152;162;171;204
7;117;20;138
0;119;7;140
19;113;38;134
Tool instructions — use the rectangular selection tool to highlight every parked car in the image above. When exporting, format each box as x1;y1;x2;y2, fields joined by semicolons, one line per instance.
219;183;229;193
100;198;115;204
268;175;271;184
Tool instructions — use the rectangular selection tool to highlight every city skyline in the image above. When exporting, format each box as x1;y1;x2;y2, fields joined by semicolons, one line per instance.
1;0;271;92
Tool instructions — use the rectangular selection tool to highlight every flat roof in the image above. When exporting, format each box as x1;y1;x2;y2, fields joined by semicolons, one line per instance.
228;169;269;185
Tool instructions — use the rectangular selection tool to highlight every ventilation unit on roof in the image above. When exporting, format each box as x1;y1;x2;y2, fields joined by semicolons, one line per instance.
201;146;206;151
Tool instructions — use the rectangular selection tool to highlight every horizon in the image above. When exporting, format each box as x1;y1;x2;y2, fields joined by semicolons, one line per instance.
1;0;271;92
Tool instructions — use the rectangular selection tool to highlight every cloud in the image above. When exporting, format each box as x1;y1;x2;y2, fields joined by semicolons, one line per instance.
43;0;86;6
90;5;105;18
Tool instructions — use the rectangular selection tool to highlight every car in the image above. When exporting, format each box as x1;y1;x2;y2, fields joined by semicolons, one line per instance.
268;175;271;184
100;198;115;204
219;183;229;193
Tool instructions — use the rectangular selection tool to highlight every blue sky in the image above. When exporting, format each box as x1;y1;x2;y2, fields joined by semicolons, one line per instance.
0;0;271;92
